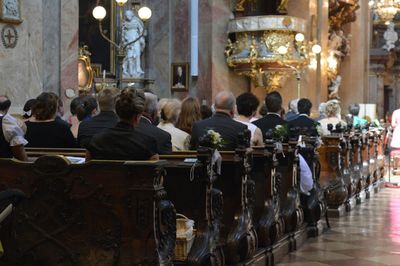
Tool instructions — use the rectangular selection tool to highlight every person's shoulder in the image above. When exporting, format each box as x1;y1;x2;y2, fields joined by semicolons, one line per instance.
231;118;247;129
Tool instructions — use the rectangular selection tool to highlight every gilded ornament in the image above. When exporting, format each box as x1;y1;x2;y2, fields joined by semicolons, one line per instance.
277;0;289;14
282;17;292;28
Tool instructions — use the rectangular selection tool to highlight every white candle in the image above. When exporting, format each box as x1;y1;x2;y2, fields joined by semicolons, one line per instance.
103;70;106;81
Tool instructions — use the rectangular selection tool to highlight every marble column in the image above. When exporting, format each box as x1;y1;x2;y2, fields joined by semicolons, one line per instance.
281;0;329;115
339;1;370;113
42;0;61;94
60;0;79;111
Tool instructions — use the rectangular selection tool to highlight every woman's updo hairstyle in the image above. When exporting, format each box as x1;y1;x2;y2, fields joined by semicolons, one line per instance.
76;96;97;121
324;100;341;118
115;88;145;120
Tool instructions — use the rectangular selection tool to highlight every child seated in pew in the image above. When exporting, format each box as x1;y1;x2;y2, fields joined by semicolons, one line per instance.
85;89;159;161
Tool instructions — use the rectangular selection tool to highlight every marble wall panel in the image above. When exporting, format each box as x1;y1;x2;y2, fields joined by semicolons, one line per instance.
340;0;370;113
42;0;61;93
145;0;172;98
210;0;247;102
0;0;44;114
60;0;79;116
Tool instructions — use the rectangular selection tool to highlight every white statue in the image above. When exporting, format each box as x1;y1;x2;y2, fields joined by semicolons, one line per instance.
328;30;350;57
383;22;398;52
328;75;341;100
122;10;145;78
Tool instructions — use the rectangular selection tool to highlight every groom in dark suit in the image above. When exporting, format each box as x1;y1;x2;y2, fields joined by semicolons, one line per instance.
252;91;287;139
190;91;247;150
288;98;318;136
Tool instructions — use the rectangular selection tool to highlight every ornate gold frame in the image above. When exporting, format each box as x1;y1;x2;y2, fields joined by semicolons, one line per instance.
0;0;22;24
78;46;94;93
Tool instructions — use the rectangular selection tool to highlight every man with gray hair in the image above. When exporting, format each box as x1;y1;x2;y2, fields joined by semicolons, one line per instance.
78;88;119;148
136;91;172;154
190;90;247;150
285;98;299;121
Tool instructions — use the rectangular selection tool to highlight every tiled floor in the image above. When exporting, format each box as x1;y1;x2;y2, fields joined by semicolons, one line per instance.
277;187;400;266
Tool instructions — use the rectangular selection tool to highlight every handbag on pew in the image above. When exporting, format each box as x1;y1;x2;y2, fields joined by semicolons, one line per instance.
174;214;196;261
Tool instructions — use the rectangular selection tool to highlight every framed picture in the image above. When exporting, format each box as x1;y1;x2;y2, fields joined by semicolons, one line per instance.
0;0;22;24
171;63;189;91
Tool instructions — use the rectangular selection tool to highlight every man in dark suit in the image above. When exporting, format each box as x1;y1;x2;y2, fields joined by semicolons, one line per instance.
78;88;119;148
252;91;287;139
288;98;318;136
190;91;247;150
136;92;172;154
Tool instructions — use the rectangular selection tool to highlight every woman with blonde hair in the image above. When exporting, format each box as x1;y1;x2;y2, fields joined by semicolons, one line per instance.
319;100;347;135
176;96;202;134
158;99;190;150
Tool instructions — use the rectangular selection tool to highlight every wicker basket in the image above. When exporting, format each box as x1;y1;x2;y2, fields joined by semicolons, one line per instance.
174;214;196;261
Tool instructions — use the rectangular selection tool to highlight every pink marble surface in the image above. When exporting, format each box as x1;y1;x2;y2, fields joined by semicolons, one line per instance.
60;0;79;116
0;0;44;114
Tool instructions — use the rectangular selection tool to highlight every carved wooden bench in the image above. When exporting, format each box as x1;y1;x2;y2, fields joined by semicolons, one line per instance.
0;156;176;265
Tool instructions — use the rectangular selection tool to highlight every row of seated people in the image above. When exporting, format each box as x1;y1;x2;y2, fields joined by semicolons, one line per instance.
0;122;386;265
1;87;368;163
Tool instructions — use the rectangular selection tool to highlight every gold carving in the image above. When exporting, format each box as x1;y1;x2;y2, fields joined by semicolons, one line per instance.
78;45;94;94
226;16;308;92
277;0;289;15
235;0;247;12
329;0;360;30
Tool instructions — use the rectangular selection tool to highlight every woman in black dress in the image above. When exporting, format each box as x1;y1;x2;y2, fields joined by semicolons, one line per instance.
25;92;77;148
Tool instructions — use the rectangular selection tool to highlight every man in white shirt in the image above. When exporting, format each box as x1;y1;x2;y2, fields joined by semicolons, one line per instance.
0;95;28;161
298;154;314;195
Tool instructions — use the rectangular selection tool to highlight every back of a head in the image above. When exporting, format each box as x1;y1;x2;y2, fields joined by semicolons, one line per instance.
289;99;299;113
23;99;37;119
348;103;360;116
116;89;145;120
200;104;212;119
33;92;58;120
265;91;282;113
325;100;341;118
98;88;118;112
0;95;11;113
76;96;98;121
161;99;181;124
70;97;82;116
177;96;201;133
318;102;327;115
236;92;259;117
144;92;158;116
214;90;235;112
297;98;312;115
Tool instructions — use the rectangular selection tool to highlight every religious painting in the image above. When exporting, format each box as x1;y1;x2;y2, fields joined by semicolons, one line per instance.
0;0;22;24
79;0;115;74
171;63;189;91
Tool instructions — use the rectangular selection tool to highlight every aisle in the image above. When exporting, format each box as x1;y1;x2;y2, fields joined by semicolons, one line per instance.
278;188;400;266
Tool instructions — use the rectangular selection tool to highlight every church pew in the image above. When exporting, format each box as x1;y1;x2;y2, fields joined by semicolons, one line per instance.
160;148;226;266
24;144;308;265
349;133;366;204
361;132;373;199
297;136;327;237
161;145;261;266
252;141;306;265
319;136;349;217
0;156;176;265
